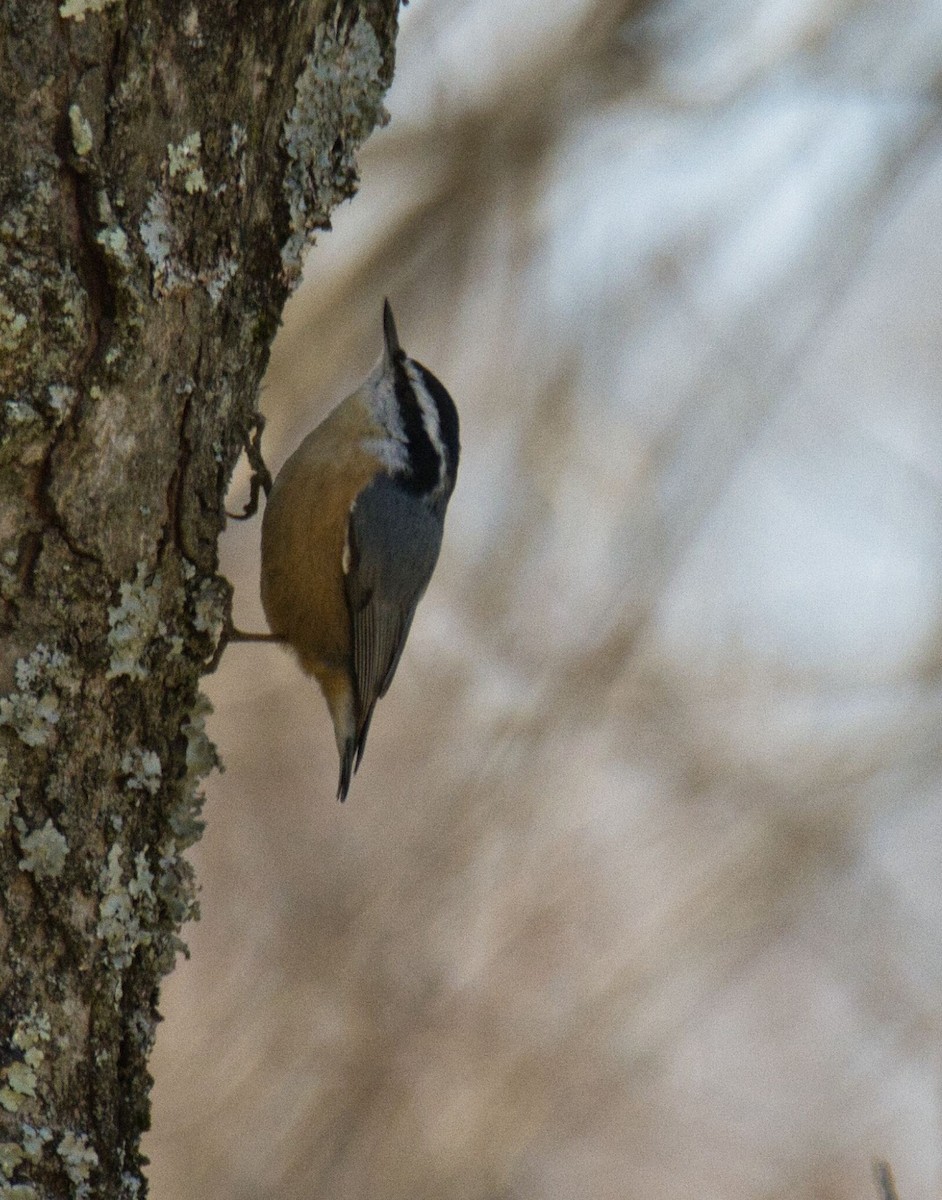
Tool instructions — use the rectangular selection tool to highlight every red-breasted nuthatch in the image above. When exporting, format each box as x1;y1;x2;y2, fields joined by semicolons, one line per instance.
259;300;460;801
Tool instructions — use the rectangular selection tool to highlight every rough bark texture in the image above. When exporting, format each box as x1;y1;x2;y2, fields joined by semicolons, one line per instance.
0;1;398;1195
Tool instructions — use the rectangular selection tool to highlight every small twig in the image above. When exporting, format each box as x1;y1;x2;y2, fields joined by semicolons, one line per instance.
227;412;273;520
873;1161;900;1200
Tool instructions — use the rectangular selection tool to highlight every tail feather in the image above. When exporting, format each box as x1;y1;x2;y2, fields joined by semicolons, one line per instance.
314;665;358;802
337;736;356;802
353;702;377;772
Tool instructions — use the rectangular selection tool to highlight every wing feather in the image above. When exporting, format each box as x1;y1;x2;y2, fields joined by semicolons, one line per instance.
344;477;445;770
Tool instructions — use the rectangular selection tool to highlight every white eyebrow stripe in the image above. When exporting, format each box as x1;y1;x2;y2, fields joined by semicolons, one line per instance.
404;360;447;488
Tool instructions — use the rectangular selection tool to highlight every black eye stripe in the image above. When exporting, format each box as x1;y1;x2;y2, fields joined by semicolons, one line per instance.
413;361;459;487
392;358;441;494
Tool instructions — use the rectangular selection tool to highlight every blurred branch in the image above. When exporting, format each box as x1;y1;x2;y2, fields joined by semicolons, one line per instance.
874;1161;900;1200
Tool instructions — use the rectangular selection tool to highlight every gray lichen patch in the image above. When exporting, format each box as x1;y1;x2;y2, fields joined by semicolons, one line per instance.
0;1120;52;1198
167;133;207;195
168;691;215;854
20;1126;52;1163
44;385;78;424
0;646;78;748
139;187;239;303
0;690;58;748
93;191;132;273
138;121;250;303
280;12;391;285
204;252;238;305
0;1062;37;1110
154;836;200;941
59;0;119;19
149;693;216;949
229;122;247;193
56;1130;98;1196
189;572;228;649
120;748;162;796
107;564;165;681
96;844;157;982
0;1141;25;1177
138;191;178;298
0;1012;50;1117
0;297;28;354
11;1012;50;1060
17;821;68;880
67;105;93;158
181;692;217;797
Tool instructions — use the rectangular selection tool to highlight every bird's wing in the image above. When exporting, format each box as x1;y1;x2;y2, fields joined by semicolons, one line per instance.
343;476;444;767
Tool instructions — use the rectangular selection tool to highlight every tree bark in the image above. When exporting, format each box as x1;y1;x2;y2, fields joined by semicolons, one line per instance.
0;1;397;1195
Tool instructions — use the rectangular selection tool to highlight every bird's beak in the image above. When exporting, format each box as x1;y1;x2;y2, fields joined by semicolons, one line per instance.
382;298;401;364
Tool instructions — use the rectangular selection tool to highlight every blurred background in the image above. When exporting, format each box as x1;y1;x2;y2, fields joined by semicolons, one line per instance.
147;1;942;1197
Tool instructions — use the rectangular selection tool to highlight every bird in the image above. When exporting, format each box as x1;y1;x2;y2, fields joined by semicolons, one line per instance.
258;300;459;800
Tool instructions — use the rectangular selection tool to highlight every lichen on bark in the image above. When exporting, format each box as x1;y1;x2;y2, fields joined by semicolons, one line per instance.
0;1;399;1194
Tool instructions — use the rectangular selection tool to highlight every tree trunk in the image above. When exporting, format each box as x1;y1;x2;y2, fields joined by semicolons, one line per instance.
0;1;397;1195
